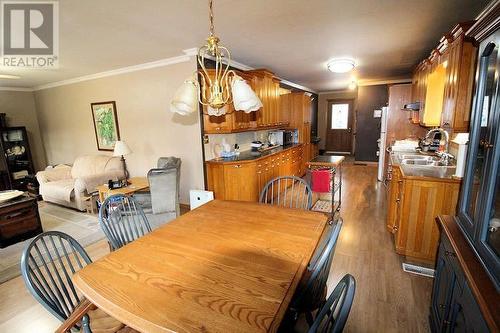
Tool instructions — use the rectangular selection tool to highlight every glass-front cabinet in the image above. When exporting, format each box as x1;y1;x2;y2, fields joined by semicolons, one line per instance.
457;29;500;290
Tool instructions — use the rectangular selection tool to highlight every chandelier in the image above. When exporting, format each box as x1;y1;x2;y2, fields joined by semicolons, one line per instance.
171;0;262;116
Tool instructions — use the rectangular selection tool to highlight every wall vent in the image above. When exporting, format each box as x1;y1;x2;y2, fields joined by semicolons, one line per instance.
402;263;435;278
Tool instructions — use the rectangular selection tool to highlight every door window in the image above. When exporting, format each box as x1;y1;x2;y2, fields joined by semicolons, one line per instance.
331;103;349;129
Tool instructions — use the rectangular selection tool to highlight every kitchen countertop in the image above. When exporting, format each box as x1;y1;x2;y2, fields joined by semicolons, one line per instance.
206;143;303;164
390;153;461;182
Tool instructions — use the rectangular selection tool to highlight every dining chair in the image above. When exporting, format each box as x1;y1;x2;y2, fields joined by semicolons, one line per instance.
99;194;152;250
289;218;343;326
20;231;132;333
259;175;313;210
307;274;356;333
147;166;180;217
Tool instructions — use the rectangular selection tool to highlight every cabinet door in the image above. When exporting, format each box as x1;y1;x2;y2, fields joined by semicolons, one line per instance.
386;167;403;233
223;163;257;201
447;280;489;333
203;113;234;133
458;36;499;240
396;179;459;262
431;242;456;331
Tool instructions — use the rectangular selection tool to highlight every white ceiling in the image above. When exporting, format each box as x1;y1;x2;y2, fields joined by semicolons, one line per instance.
0;0;490;91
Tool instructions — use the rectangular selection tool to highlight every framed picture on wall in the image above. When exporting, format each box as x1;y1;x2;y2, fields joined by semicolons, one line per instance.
91;101;120;151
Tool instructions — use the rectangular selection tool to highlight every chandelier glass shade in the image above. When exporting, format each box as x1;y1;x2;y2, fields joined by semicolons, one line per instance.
170;0;262;116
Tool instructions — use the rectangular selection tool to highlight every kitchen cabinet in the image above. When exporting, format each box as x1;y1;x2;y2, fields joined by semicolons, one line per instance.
456;24;500;290
411;22;476;132
203;70;257;134
396;178;460;263
203;69;286;134
430;217;497;332
386;166;403;233
247;69;287;128
206;144;304;201
290;92;313;176
440;23;477;132
386;163;460;263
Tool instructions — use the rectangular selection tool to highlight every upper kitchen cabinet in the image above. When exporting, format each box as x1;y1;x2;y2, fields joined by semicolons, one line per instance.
441;23;477;132
247;69;287;128
202;68;287;134
202;69;257;134
412;22;477;132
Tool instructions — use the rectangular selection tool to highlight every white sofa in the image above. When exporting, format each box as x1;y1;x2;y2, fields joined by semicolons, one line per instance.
37;155;125;211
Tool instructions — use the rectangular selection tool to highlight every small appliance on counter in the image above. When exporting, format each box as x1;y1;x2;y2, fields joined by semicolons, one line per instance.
251;141;263;152
283;129;298;145
449;133;469;178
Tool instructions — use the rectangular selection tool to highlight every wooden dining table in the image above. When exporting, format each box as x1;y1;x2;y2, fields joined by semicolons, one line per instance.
73;200;329;333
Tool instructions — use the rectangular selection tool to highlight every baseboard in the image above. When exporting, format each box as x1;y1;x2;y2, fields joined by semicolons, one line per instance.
180;203;191;211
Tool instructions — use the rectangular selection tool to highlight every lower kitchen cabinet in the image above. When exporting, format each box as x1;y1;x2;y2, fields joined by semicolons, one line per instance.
386;165;460;263
206;144;305;201
430;216;497;332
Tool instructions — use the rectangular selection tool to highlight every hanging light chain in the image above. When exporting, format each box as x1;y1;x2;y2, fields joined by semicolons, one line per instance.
208;0;215;37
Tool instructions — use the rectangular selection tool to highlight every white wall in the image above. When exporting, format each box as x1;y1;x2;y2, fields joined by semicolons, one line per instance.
0;90;47;171
34;59;204;204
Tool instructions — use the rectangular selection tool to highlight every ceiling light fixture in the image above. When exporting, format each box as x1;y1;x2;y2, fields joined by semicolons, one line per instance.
171;0;262;116
327;59;356;73
0;74;20;79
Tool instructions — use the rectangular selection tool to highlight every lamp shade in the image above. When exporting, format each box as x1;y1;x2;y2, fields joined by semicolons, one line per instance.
231;75;263;113
170;76;198;115
113;140;132;156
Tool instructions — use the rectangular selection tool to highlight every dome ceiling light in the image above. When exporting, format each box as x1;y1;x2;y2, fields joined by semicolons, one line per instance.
327;59;356;73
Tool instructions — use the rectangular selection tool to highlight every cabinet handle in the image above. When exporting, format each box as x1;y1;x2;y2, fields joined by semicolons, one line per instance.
234;165;242;168
256;171;261;174
480;139;494;149
392;226;398;231
443;122;450;126
396;198;401;203
439;304;446;309
444;250;456;257
398;180;403;184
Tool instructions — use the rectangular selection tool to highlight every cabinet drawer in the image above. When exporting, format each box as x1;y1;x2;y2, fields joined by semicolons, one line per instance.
0;213;39;238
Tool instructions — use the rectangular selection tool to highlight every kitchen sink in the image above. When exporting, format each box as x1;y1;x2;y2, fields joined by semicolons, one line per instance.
400;158;454;167
398;154;440;161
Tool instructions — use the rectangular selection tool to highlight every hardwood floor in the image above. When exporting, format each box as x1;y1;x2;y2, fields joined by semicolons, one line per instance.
329;164;432;333
0;164;432;332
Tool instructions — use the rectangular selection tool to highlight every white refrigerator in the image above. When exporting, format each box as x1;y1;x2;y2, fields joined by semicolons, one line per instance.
377;107;388;182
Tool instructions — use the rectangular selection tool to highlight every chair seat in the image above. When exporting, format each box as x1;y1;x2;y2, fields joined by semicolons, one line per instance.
88;308;139;333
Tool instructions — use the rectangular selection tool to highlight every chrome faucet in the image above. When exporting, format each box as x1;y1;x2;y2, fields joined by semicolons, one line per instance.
424;128;453;165
425;127;450;152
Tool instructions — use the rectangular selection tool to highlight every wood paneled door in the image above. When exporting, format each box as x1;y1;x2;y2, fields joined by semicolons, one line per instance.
325;99;354;154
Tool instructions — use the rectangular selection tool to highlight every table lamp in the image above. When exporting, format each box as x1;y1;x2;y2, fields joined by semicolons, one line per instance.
113;140;132;182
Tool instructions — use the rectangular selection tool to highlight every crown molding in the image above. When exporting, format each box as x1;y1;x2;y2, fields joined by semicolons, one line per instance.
29;45;316;93
0;86;34;92
279;79;317;94
200;52;316;92
358;78;412;86
34;50;195;91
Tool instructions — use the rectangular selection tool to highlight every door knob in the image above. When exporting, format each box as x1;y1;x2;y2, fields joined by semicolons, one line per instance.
348;128;352;133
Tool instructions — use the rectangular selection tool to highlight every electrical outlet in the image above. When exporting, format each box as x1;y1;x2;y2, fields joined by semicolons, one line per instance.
203;134;209;144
